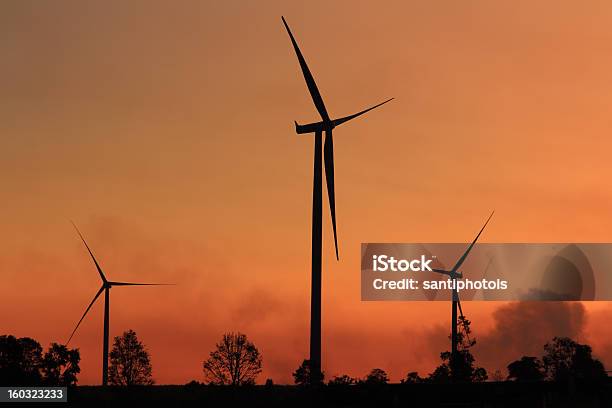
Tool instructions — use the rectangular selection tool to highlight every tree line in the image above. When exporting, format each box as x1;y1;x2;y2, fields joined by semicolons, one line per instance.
0;329;153;386
2;325;608;386
200;322;607;386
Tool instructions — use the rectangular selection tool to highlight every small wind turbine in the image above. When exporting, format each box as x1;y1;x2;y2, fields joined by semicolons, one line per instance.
431;211;494;380
282;16;392;384
66;222;172;386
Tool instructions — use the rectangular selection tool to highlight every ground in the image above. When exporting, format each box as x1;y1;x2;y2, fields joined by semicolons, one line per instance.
61;381;612;407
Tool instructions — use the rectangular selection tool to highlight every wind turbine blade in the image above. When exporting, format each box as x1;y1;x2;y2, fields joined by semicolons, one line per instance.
281;16;330;122
331;98;394;128
71;221;107;283
324;129;339;260
107;281;175;286
482;257;494;279
451;211;494;273
67;285;104;344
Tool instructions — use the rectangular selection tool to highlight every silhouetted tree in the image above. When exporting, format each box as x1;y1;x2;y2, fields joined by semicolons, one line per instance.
293;359;324;386
507;356;544;382
203;332;262;386
0;335;43;385
429;316;487;383
362;368;389;385
41;343;80;386
109;330;154;386
542;337;606;383
328;374;356;386
430;349;488;383
401;371;426;384
429;361;452;383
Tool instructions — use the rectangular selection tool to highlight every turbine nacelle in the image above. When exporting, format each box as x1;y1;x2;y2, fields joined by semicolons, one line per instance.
432;269;463;280
295;120;334;134
294;98;394;135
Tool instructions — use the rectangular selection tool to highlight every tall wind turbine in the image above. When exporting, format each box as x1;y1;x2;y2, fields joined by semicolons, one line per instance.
431;211;494;380
66;222;171;386
282;16;393;384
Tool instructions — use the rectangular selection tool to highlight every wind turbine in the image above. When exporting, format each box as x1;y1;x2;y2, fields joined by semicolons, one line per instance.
282;16;393;384
431;211;494;380
66;222;171;386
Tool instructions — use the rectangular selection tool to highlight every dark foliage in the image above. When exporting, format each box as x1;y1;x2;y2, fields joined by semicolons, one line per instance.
361;368;389;385
0;335;80;386
542;336;607;383
0;335;42;385
41;343;80;386
507;356;545;382
429;316;487;383
109;329;154;386
401;371;426;384
293;359;324;386
328;374;356;386
203;332;262;386
185;380;202;388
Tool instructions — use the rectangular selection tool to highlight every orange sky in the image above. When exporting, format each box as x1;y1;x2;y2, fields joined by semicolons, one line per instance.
2;0;612;384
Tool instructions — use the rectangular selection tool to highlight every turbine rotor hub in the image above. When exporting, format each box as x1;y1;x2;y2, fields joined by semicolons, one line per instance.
323;121;335;131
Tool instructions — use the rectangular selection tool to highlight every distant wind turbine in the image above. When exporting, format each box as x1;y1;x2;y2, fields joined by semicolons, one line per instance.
66;222;172;386
431;211;494;380
282;16;393;384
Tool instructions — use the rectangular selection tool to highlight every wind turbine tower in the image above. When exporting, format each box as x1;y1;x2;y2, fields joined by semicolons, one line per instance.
282;16;393;384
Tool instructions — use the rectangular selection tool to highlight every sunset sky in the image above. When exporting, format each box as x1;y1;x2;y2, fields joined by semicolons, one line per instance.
2;0;612;384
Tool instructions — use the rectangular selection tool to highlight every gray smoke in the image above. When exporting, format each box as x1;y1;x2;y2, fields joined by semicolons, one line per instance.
474;302;585;375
